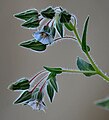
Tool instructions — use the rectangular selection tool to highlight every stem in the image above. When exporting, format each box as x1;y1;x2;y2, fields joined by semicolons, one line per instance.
73;26;109;81
30;74;48;93
39;80;47;92
73;27;82;45
46;20;52;26
54;36;76;42
86;52;109;81
62;69;97;74
29;70;46;83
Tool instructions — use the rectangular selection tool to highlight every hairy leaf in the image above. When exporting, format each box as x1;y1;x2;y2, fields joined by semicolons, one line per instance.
82;16;90;52
43;26;50;33
64;21;74;31
20;39;47;52
37;92;43;102
41;7;55;19
32;88;39;99
21;17;40;28
14;9;39;21
47;83;54;102
44;66;62;74
56;17;64;37
8;78;30;91
59;10;71;23
47;73;58;92
96;97;109;110
77;57;96;76
50;26;56;38
14;91;32;104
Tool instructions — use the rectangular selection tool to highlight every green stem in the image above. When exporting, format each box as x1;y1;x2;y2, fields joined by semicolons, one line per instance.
54;36;76;42
73;27;82;45
86;52;109;81
73;26;109;82
62;69;97;74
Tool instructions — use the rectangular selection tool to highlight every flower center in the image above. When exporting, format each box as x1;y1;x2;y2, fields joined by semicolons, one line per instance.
40;32;48;38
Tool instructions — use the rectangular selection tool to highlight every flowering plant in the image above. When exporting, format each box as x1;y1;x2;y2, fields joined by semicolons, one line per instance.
8;6;109;111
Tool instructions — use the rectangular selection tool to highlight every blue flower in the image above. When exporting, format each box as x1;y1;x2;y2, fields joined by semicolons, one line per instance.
27;100;46;111
33;31;54;45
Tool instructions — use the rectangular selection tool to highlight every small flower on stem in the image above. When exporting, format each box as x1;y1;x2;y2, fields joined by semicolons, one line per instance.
26;73;48;111
28;100;46;111
33;20;54;45
33;30;54;45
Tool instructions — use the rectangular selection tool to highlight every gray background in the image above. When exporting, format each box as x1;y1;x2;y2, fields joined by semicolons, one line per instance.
1;0;109;120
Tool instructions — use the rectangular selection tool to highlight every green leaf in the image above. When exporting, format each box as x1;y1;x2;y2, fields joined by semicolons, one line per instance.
44;66;62;74
14;9;39;21
21;17;40;28
50;75;58;92
43;26;50;33
59;10;71;23
47;83;54;102
50;26;56;38
47;72;56;78
77;57;96;76
47;73;58;92
96;97;109;110
19;39;47;52
32;88;39;99
86;45;90;52
14;91;32;104
41;7;55;19
64;21;74;31
56;17;64;37
8;78;30;90
82;16;90;52
37;91;43;102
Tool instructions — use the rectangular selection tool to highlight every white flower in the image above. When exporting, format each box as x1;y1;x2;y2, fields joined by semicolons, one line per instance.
33;31;54;45
28;100;46;111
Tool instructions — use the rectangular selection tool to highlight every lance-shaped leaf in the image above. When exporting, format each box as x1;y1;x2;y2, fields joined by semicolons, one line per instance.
8;78;30;91
47;73;58;92
56;17;64;37
96;97;109;110
50;26;56;38
14;91;32;104
44;66;62;74
47;83;54;102
77;57;96;76
37;91;43;102
64;21;74;31
21;17;40;28
43;26;50;33
59;10;71;23
32;88;39;99
41;7;55;19
19;39;47;52
14;9;39;21
82;16;90;52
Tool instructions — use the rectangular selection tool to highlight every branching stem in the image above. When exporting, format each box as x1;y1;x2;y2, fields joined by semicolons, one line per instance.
73;26;109;82
62;69;97;74
54;36;76;41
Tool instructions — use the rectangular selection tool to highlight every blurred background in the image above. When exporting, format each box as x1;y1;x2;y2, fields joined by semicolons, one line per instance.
1;0;109;120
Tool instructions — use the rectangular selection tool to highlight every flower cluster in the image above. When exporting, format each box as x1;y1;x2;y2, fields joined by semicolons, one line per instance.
9;6;109;112
15;6;75;52
9;67;62;111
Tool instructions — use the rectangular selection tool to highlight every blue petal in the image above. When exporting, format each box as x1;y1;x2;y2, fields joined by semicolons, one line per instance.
39;37;53;45
33;32;42;41
48;36;54;44
39;38;49;44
